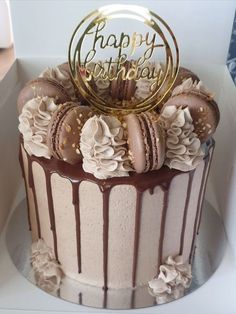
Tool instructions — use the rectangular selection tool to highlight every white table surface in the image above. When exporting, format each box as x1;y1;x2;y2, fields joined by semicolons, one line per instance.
0;187;236;314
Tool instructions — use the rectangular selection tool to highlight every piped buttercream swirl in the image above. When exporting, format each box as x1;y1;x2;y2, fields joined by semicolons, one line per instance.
134;79;153;100
18;96;57;159
148;255;192;304
172;77;213;98
40;66;77;100
134;62;160;100
80;115;132;179
31;239;64;293
159;106;204;171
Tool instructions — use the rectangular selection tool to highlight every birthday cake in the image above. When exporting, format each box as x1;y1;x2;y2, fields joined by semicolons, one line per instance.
17;6;219;305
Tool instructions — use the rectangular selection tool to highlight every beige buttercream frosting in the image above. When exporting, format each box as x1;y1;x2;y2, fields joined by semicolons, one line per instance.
18;96;57;159
134;79;153;100
40;66;77;100
159;106;204;171
95;77;110;96
80;115;132;179
84;61;110;97
134;62;160;100
172;77;213;98
31;239;64;293
148;255;192;304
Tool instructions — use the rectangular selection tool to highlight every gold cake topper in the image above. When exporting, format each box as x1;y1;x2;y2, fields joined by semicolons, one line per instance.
68;4;179;114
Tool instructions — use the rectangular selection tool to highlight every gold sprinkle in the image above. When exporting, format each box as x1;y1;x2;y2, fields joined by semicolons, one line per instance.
203;127;206;130
76;148;81;155
79;113;83;118
76;118;81;125
72;143;76;148
206;123;211;128
63;138;67;145
65;124;71;133
208;130;212;134
200;107;204;112
60;144;64;150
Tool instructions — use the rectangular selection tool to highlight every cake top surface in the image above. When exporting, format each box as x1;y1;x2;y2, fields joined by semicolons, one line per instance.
17;5;220;180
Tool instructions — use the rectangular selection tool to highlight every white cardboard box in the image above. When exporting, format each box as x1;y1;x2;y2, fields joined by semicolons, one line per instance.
1;1;236;313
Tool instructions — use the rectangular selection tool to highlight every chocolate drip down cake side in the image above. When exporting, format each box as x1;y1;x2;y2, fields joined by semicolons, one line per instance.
17;6;220;306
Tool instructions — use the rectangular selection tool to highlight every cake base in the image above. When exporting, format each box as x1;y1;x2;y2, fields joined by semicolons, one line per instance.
6;198;226;310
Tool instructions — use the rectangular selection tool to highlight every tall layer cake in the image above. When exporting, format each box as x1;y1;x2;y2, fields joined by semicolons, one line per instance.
19;138;214;290
17;6;220;305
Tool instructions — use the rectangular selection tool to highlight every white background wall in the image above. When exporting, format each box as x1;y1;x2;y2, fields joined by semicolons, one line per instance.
10;0;236;64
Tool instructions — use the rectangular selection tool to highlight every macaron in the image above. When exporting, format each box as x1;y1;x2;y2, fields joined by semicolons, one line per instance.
17;78;70;114
125;112;165;173
47;102;93;164
110;61;136;101
162;79;220;143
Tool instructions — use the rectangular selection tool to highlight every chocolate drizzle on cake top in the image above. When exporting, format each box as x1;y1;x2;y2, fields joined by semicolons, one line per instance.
132;190;143;287
18;145;32;231
44;169;59;261
26;152;41;238
179;171;195;255
158;183;170;273
102;188;111;291
72;182;82;273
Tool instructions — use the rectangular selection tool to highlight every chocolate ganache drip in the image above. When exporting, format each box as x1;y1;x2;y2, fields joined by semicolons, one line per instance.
179;171;195;255
72;182;82;273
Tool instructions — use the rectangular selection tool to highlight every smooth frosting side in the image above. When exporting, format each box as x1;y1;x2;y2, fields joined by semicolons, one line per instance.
159;106;204;171
18;96;57;159
148;255;192;304
172;77;213;98
40;66;77;100
80;115;132;179
31;239;64;293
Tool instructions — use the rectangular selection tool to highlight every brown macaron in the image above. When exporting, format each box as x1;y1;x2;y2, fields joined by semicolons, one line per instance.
110;61;136;101
17;77;70;114
125;112;165;173
162;83;220;143
47;102;93;165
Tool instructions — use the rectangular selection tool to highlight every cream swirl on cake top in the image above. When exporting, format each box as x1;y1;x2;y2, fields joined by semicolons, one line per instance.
134;62;159;100
134;79;153;100
31;239;64;293
18;96;57;159
80;115;132;179
40;65;77;101
148;255;192;304
159;106;204;171
171;77;213;98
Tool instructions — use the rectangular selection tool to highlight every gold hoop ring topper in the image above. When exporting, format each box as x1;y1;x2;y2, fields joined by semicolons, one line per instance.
68;4;179;114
